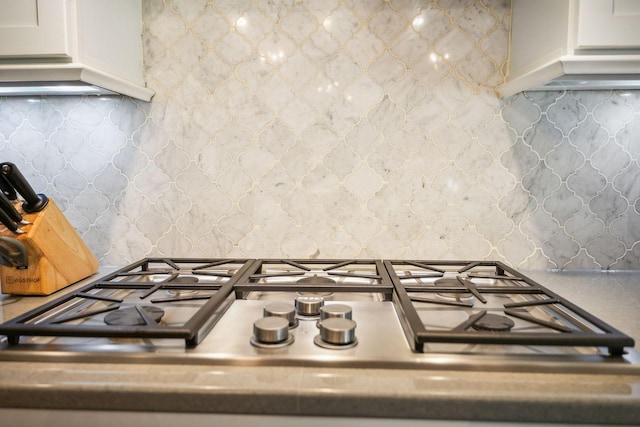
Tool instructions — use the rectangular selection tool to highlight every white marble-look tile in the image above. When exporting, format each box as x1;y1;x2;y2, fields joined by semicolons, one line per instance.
280;98;318;134
453;230;492;259
213;120;252;157
345;74;385;113
409;189;449;225
616;115;640;160
612;164;640;203
542;184;582;226
411;5;451;42
593;93;635;132
8;127;45;161
301;27;340;61
475;210;513;243
564;207;605;247
501;94;542;135
588;184;628;225
387;75;428;113
496;229;536;267
546;93;588;134
541;229;581;268
406;228;449;259
544;140;585;181
564;162;604;205
498;186;537;226
434;26;474;64
591;139;632;177
324;3;361;44
367;51;406;91
26;101;64;135
344;26;384;69
344;164;383;202
611;209;640;248
51;169;89;197
322;96;361;136
522;163;561;202
585;233;626;269
70;146;109;177
523;118;563;158
519;207;560;244
31;143;65;178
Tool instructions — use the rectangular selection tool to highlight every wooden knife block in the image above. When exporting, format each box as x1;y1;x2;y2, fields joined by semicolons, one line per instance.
0;199;99;295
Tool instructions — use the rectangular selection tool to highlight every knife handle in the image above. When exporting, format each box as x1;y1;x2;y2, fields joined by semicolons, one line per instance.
0;236;28;269
0;162;48;213
0;174;17;200
0;205;22;234
0;191;23;224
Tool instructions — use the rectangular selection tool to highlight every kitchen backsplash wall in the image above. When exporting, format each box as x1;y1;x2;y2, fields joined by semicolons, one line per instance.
1;0;639;270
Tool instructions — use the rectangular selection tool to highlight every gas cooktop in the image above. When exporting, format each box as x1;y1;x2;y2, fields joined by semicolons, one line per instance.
0;258;637;374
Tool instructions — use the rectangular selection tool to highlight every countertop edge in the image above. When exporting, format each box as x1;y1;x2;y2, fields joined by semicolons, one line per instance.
0;362;639;424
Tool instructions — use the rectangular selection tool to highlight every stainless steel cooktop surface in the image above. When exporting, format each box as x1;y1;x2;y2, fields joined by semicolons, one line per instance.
0;258;638;375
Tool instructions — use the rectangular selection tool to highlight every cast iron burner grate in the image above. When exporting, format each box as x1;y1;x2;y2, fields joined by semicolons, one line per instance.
0;258;253;347
384;260;635;356
233;259;394;300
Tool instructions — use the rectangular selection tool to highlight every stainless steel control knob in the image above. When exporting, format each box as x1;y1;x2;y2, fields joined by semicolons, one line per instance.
264;303;297;327
320;304;352;321
295;295;324;316
252;316;289;344
318;318;357;346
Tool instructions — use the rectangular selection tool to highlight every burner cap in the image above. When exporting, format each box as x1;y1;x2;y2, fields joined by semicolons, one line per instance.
296;275;335;297
167;275;200;296
296;275;336;285
168;276;199;284
434;278;473;300
104;306;164;326
472;314;515;332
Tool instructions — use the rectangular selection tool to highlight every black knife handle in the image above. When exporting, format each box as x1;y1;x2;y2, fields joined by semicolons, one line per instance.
0;237;28;269
0;174;17;200
0;191;23;223
0;205;21;233
0;162;48;213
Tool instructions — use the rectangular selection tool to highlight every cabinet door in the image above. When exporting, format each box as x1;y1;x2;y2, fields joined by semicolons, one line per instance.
577;0;640;49
0;0;70;58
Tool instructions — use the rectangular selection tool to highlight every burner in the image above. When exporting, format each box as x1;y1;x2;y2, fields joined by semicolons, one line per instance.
296;275;335;297
297;275;336;285
169;276;199;284
434;278;473;301
167;275;199;296
472;313;515;332
104;306;165;326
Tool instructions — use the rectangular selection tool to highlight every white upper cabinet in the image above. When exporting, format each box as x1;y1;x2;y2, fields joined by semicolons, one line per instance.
0;0;69;57
0;0;154;101
498;0;640;97
576;0;640;48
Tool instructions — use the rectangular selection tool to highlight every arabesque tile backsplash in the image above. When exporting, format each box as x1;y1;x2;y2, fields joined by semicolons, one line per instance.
1;0;639;270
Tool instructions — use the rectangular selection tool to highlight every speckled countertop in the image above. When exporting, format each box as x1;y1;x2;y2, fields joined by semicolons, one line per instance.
0;269;639;426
